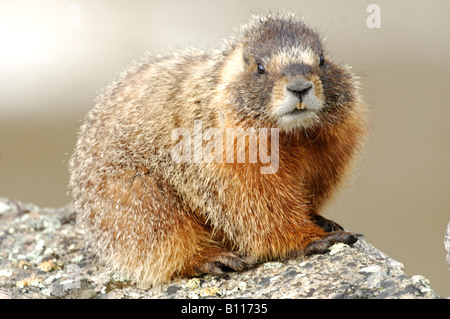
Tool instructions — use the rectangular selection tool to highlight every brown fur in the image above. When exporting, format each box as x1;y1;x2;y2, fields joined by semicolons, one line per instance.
69;12;368;287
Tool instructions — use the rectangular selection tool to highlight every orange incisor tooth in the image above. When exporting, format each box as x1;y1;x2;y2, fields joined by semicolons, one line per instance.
297;102;306;110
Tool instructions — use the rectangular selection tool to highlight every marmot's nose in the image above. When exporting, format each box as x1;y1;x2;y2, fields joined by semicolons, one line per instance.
286;78;313;100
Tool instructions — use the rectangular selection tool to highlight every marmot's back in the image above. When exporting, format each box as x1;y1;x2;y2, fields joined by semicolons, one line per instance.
69;12;368;287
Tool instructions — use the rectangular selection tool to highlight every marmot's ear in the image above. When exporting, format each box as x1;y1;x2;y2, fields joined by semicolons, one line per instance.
220;44;246;84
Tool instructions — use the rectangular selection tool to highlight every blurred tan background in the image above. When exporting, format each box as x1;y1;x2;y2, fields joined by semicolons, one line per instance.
0;0;449;296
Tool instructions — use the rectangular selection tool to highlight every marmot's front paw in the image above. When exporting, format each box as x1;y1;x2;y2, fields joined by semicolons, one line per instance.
304;231;359;255
195;250;256;275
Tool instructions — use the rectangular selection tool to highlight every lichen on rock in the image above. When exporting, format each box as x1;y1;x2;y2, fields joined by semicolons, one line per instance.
0;198;442;299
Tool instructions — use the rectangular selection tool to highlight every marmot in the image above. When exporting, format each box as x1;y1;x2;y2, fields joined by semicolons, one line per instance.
69;12;368;287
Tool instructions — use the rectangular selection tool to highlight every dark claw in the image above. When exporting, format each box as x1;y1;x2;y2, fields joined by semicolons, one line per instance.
198;253;256;275
304;231;359;256
310;214;344;232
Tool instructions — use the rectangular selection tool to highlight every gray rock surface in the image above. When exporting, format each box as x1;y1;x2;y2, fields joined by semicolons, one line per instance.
0;197;442;299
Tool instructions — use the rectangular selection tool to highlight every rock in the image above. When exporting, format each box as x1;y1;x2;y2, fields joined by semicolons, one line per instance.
445;222;450;271
411;275;433;294
0;201;11;214
0;197;442;299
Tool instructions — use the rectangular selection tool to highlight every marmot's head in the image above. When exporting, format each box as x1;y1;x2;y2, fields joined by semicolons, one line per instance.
219;12;362;132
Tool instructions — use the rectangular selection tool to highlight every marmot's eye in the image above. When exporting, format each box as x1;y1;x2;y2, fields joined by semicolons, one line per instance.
319;55;325;67
257;63;266;74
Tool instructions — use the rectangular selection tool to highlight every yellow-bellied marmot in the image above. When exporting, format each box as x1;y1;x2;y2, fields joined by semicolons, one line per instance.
69;12;368;287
